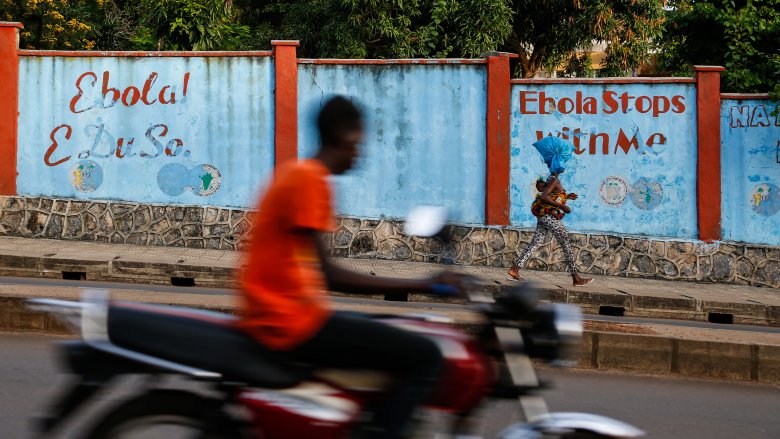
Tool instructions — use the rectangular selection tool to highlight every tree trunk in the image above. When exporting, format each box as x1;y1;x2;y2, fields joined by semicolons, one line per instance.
508;40;544;78
511;43;533;78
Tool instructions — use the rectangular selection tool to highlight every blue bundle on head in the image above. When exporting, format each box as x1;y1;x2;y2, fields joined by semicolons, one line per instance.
532;136;575;174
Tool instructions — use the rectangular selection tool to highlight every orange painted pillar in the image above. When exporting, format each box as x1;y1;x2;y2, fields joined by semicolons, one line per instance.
484;52;517;226
693;65;725;242
272;40;300;167
0;22;22;195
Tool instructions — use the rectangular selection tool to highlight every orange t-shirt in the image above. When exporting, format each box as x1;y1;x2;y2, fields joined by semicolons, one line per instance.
237;159;335;350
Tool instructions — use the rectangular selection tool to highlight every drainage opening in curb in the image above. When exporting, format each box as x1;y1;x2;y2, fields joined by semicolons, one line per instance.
599;306;625;317
708;312;734;324
62;271;86;281
384;292;409;302
171;277;196;287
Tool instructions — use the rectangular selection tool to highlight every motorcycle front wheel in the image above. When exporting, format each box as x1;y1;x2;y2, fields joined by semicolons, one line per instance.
83;389;251;439
558;431;610;438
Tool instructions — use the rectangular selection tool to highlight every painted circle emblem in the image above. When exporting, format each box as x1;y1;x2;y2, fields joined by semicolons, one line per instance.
157;163;222;197
599;176;629;207
750;183;780;216
629;177;664;210
195;164;221;197
70;160;103;192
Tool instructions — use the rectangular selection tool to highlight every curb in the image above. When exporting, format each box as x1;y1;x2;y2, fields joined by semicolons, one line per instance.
2;295;778;385
0;252;777;327
581;331;779;384
0;252;237;288
539;287;779;327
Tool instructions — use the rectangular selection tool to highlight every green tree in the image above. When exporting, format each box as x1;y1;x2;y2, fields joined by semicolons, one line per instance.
284;0;513;58
232;0;294;49
0;0;103;49
91;1;152;50
657;0;780;96
0;0;157;50
140;0;249;50
506;0;665;78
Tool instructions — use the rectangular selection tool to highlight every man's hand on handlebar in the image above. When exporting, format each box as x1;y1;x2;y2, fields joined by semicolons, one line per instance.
429;271;473;297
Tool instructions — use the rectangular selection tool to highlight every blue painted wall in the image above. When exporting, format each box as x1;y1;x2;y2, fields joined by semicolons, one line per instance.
17;56;275;208
721;98;780;245
18;56;778;247
509;83;698;238
298;64;487;224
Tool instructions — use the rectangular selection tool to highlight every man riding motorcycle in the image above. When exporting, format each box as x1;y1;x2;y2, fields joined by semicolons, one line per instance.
238;96;460;439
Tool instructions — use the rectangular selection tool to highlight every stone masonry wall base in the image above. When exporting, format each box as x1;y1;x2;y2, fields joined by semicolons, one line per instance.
1;197;777;288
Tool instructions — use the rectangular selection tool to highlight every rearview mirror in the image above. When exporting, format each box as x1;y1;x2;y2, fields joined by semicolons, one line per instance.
404;205;448;238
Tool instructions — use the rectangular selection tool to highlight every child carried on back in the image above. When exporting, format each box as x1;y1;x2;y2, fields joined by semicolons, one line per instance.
530;177;577;220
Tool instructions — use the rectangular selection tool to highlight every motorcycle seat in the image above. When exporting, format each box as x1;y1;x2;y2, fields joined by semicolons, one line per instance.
106;301;308;388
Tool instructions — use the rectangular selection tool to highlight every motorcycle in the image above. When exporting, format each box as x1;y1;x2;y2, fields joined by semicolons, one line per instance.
27;208;644;439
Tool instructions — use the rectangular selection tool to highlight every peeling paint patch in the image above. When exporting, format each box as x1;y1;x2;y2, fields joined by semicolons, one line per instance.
297;64;487;224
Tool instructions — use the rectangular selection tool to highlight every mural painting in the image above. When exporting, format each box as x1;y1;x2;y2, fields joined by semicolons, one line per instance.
721;99;780;245
40;71;219;197
510;83;697;238
17;57;275;208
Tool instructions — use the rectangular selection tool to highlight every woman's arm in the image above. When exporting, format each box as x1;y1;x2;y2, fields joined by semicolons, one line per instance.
537;182;571;213
540;178;571;212
539;197;570;213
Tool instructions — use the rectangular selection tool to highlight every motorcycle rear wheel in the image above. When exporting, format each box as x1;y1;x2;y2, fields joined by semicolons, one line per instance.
82;389;251;439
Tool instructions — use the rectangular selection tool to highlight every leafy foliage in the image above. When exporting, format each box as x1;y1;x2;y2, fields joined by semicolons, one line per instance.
0;0;102;49
232;0;296;49
0;0;163;50
140;0;249;50
8;0;772;100
657;0;780;96
505;0;664;78
598;0;665;76
285;0;513;58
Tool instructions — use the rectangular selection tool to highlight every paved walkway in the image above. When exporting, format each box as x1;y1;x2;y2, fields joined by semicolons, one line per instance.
0;236;777;326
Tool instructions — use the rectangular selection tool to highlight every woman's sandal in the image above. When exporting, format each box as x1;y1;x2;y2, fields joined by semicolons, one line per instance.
573;278;594;287
506;269;524;282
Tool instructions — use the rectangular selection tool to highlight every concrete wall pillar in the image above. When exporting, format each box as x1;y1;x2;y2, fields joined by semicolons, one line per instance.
272;40;300;167
694;65;726;242
484;52;517;226
0;22;22;195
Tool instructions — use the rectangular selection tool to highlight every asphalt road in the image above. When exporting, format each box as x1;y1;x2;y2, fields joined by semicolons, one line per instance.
1;334;777;439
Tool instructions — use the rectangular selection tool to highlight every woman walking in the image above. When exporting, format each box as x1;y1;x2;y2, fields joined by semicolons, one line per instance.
507;137;593;287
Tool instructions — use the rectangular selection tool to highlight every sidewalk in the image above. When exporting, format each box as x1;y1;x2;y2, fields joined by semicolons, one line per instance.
0;236;776;326
0;235;778;384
